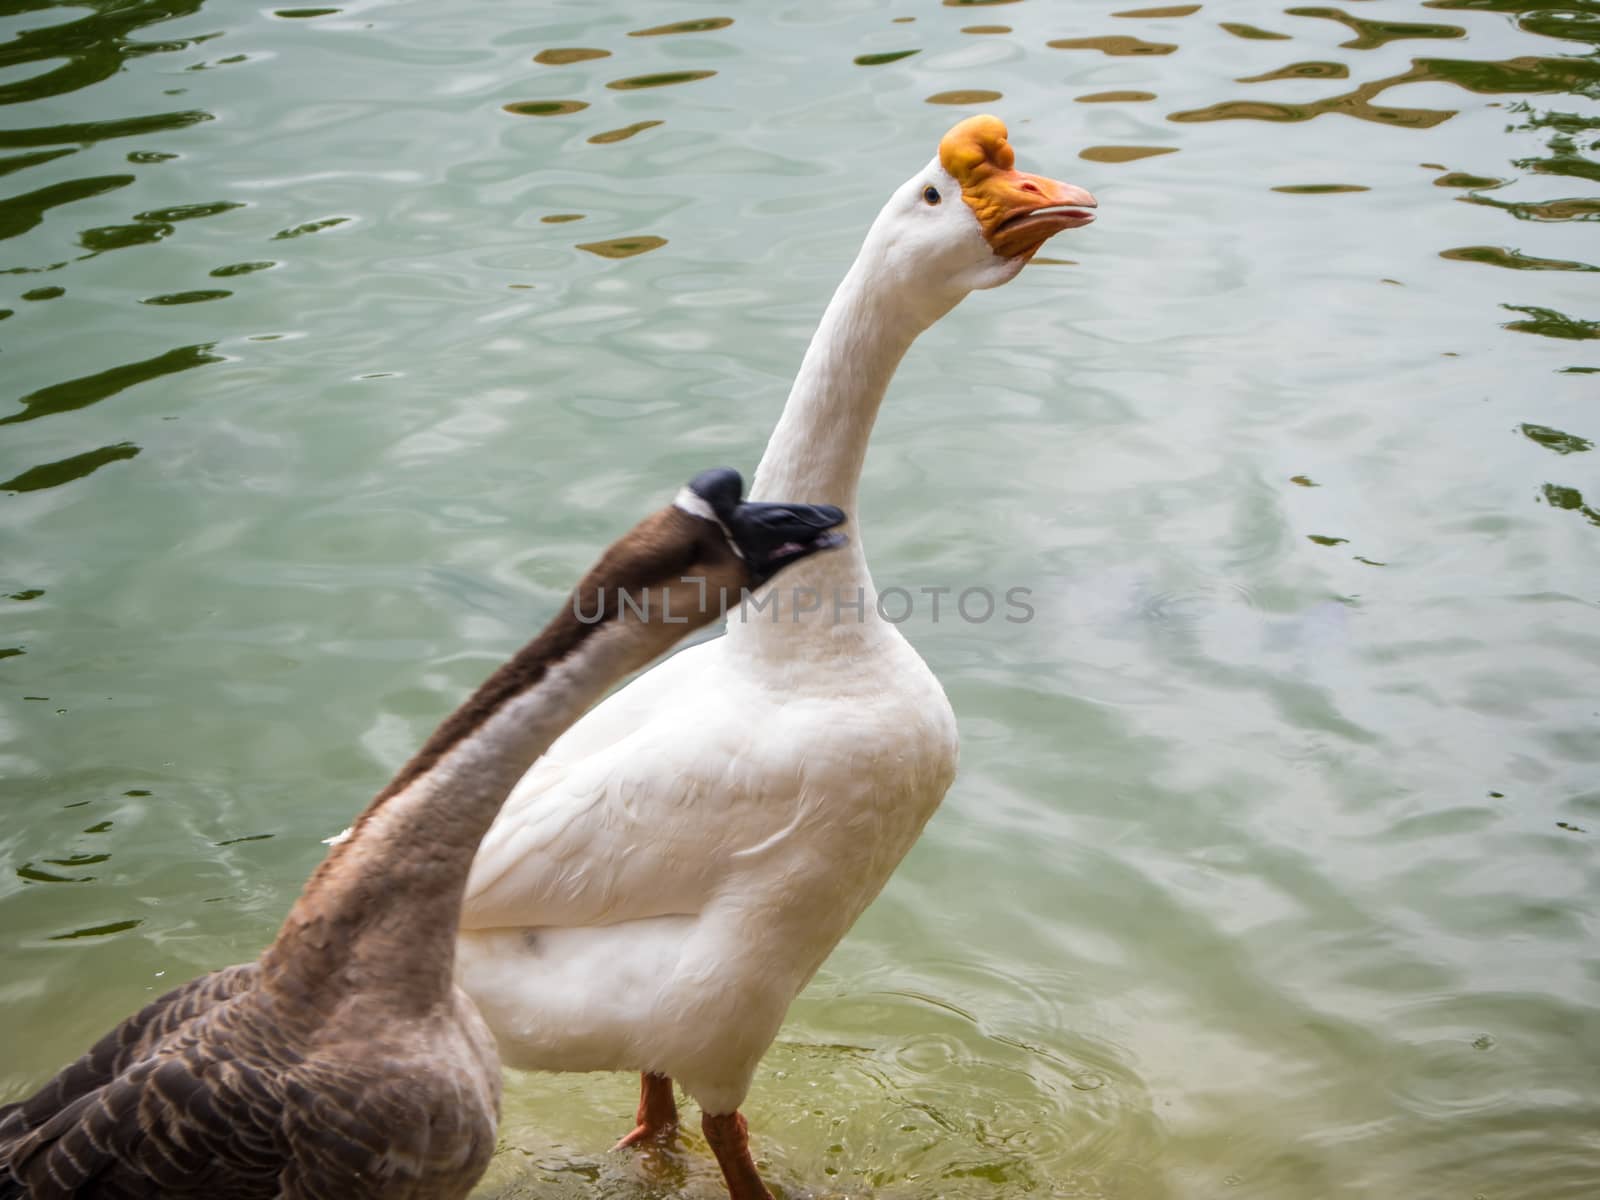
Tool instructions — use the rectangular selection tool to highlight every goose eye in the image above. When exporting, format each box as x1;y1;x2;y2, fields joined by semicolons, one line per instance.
923;185;941;206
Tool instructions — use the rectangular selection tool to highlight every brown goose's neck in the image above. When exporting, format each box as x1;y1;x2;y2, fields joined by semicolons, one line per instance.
259;598;630;1010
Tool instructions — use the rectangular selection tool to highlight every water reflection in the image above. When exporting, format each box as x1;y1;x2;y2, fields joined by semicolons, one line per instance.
2;174;135;242
271;216;349;239
575;235;666;259
0;442;141;493
1283;6;1466;50
1;343;221;426
1458;194;1600;220
1520;423;1593;454
140;288;231;305
0;0;210;105
1272;183;1369;193
855;50;921;66
1048;35;1178;55
209;260;275;277
79;220;174;252
502;100;588;116
1509;103;1600;183
1540;483;1600;525
627;17;733;37
1114;4;1202;17
0;109;212;149
605;70;715;90
587;120;662;144
0;148;75;179
1431;170;1509;188
3;0;1600;1195
1168;57;1505;127
1081;145;1180;163
927;89;1004;104
1440;244;1597;271
533;48;610;66
1219;22;1292;40
1237;61;1349;82
48;919;142;940
1502;304;1600;339
1424;0;1600;46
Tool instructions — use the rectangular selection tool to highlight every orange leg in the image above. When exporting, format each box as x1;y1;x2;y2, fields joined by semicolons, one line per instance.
612;1072;679;1149
702;1109;774;1200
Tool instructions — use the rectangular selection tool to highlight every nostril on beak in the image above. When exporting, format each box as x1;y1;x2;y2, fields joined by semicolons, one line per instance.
1020;180;1041;195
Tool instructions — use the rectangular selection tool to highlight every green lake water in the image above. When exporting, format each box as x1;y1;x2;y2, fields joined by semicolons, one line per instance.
3;0;1598;1196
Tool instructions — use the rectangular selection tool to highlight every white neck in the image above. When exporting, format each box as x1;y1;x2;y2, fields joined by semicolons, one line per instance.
731;240;955;651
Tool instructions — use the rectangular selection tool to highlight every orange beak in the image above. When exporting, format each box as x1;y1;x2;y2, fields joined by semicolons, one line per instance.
939;115;1098;261
977;171;1098;260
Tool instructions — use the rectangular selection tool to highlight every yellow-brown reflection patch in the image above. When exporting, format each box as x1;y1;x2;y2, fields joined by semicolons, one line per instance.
1219;22;1290;39
578;236;667;259
1458;194;1600;222
1237;61;1348;83
962;25;1011;34
534;48;610;65
1048;35;1177;55
1080;145;1179;162
629;17;733;36
607;70;716;90
503;100;589;116
1441;245;1598;272
1077;90;1157;102
1172;66;1454;127
588;120;664;144
540;214;584;224
1432;171;1509;189
1180;52;1600;132
1284;6;1465;51
1114;4;1201;16
926;89;1004;104
1272;183;1369;193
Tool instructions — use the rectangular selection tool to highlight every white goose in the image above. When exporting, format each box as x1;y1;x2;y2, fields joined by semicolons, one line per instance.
458;116;1097;1199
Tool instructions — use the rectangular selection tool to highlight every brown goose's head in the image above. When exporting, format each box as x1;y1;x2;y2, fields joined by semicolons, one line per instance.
677;467;848;587
566;469;845;655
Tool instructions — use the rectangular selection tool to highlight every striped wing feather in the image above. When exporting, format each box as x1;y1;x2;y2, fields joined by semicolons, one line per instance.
0;968;492;1200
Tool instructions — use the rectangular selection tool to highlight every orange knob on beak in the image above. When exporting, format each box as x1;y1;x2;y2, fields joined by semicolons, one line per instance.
939;115;1099;260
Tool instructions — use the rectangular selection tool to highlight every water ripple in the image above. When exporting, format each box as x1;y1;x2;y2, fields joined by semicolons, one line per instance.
1283;6;1466;50
3;3;1600;1197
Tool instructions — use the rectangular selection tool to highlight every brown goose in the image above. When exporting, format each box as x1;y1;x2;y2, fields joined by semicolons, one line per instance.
0;469;845;1200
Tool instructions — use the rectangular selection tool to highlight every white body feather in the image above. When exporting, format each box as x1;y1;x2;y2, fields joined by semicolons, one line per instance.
459;626;955;1113
457;154;1020;1115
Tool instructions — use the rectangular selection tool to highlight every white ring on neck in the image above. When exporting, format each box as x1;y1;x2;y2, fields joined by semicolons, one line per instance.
672;487;716;522
674;487;744;560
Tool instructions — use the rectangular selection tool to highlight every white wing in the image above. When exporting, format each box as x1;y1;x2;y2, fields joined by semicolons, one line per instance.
462;637;781;931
